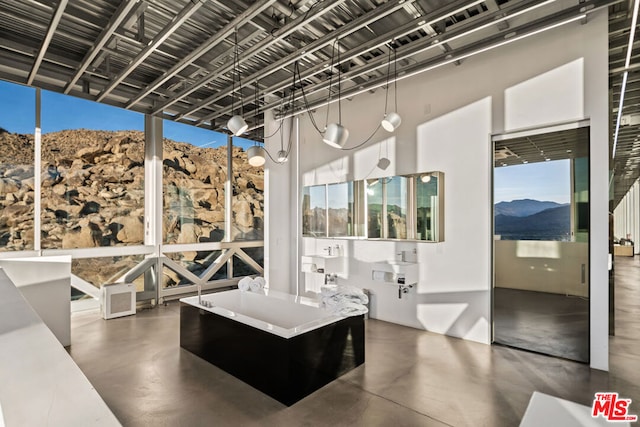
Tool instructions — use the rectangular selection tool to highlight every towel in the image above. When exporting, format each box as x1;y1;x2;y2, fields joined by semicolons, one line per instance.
254;276;266;288
322;290;368;307
249;279;262;292
238;277;252;291
330;301;369;317
321;284;365;298
320;284;339;297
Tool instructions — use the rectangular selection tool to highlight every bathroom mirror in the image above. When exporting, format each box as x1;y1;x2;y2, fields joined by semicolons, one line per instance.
303;171;444;242
302;185;327;237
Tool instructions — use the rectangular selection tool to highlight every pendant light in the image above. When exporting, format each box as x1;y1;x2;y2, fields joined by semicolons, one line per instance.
323;40;349;148
381;46;401;132
228;29;248;136
247;145;266;166
247;80;265;166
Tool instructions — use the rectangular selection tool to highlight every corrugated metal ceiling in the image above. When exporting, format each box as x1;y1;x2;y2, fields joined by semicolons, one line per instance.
0;0;636;205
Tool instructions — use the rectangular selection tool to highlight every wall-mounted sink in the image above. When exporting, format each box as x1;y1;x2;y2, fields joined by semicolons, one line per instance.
372;261;419;285
301;255;343;273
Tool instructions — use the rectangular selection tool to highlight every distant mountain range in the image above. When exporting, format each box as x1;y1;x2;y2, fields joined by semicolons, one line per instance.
495;199;568;217
495;199;570;240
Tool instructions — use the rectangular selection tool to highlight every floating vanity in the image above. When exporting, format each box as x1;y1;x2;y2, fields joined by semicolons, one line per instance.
180;289;364;406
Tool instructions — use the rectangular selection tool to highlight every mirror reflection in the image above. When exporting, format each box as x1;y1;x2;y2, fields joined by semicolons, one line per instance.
302;185;326;237
303;171;444;242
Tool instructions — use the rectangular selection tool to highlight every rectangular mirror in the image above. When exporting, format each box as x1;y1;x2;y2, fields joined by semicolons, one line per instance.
415;172;444;242
302;185;327;237
327;181;365;237
302;171;444;242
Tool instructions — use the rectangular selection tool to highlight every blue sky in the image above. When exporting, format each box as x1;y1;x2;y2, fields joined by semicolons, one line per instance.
494;159;570;204
0;80;254;149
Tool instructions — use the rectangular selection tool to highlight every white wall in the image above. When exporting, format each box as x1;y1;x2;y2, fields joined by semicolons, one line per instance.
495;241;589;297
264;111;296;292
266;11;609;368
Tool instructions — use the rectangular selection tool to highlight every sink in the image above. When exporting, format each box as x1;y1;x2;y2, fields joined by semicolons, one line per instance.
301;255;343;273
372;261;419;284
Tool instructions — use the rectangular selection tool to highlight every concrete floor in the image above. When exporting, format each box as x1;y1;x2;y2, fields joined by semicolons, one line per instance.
494;288;589;362
69;257;640;426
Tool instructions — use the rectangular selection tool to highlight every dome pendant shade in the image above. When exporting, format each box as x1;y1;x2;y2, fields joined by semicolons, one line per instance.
323;123;349;148
377;157;391;170
277;150;288;162
228;115;248;136
381;112;402;132
247;146;266;167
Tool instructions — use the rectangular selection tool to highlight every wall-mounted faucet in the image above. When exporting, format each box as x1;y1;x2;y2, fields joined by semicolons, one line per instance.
325;273;338;285
398;284;413;299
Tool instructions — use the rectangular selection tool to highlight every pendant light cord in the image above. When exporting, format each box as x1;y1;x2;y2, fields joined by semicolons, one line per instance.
231;30;236;115
393;46;398;113
384;48;391;116
235;30;244;117
337;40;342;125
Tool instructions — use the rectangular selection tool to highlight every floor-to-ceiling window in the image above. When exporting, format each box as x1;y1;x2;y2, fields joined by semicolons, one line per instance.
0;81;35;252
0;79;264;304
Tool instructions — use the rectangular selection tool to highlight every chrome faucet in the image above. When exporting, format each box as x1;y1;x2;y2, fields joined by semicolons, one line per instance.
325;273;337;285
398;284;413;299
324;246;332;256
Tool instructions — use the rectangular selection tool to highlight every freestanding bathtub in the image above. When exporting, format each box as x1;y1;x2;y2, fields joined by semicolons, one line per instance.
179;288;365;406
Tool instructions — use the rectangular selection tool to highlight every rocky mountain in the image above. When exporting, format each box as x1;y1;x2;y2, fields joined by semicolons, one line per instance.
495;204;570;240
494;199;567;217
0;129;264;286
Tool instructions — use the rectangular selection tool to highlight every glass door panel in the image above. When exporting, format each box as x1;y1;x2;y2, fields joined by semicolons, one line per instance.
493;125;590;363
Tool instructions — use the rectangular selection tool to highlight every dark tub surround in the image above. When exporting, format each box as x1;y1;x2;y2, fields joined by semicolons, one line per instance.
180;290;364;406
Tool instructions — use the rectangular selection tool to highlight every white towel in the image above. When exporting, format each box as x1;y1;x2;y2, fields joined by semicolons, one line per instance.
331;301;368;317
249;279;262;292
238;277;252;291
322;291;368;307
254;276;266;288
320;284;339;297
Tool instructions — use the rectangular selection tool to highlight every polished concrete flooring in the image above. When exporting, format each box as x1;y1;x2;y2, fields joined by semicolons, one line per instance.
494;288;589;362
69;257;640;426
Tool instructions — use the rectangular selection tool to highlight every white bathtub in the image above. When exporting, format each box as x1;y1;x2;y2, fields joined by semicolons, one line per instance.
180;289;342;338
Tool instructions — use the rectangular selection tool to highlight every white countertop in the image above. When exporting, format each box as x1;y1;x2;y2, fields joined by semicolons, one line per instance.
0;268;120;427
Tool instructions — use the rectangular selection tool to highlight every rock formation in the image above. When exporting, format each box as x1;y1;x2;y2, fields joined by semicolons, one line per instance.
0;128;264;286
